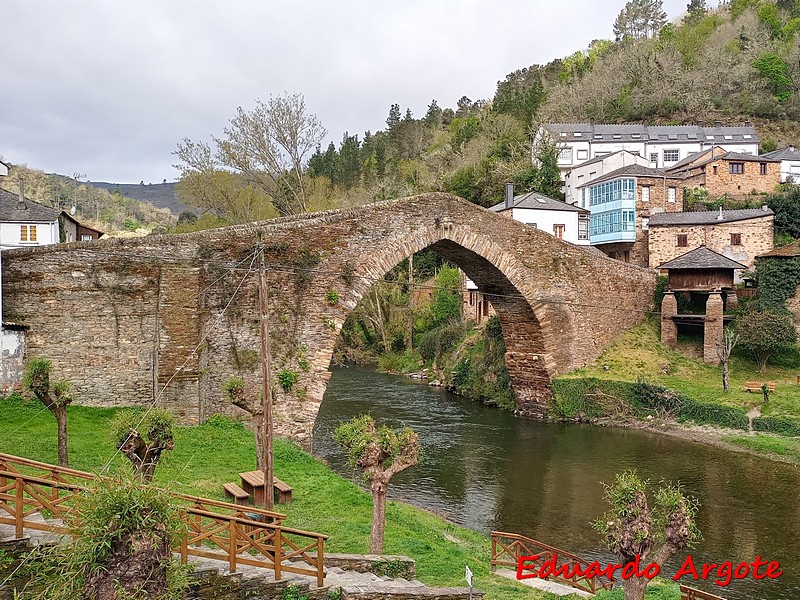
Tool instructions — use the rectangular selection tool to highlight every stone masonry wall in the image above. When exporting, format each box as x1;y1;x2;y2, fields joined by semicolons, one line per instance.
2;194;656;446
682;159;780;197
648;215;774;270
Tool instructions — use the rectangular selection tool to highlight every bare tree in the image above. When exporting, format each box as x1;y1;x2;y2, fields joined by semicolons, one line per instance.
22;358;73;467
335;415;420;553
175;92;326;218
717;326;739;392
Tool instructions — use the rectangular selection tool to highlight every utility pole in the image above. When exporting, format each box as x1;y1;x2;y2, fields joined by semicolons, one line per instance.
258;245;274;511
407;254;414;350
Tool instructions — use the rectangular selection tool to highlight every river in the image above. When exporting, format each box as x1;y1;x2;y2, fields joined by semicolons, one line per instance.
312;365;800;600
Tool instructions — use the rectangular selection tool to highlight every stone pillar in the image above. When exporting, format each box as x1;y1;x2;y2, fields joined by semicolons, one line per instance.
661;292;678;349
704;292;724;365
725;290;738;311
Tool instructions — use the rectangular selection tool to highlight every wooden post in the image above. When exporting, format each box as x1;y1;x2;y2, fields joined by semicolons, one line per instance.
274;528;282;580
15;477;24;538
229;519;238;573
491;535;496;572
179;510;188;563
317;536;325;588
407;254;413;350
258;246;274;512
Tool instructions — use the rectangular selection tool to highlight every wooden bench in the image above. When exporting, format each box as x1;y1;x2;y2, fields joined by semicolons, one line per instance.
680;584;727;600
222;482;250;506
745;381;776;393
239;470;294;505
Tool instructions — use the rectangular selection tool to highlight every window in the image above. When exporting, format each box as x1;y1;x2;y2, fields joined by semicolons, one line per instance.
578;218;589;240
712;165;718;175
642;217;650;231
81;234;93;241
20;225;37;242
528;223;537;229
649;152;658;164
641;186;650;202
668;187;676;203
589;178;635;207
760;163;767;175
729;162;744;174
553;224;565;239
677;234;688;247
558;148;573;162
577;149;588;160
664;149;680;162
731;233;742;245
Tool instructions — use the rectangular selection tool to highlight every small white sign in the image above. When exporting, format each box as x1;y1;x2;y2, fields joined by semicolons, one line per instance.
465;564;473;587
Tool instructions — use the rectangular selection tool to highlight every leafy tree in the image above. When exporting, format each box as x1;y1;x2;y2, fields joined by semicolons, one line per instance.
175;92;326;216
386;103;401;132
614;0;667;40
736;307;797;372
177;210;197;225
429;265;463;327
111;409;176;482
338;133;362;189
684;0;707;25
493;68;546;126
593;471;700;600
424;99;443;127
456;95;473;117
22;474;186;600
334;415;420;553
753;52;794;101
22;358;73;467
532;136;565;199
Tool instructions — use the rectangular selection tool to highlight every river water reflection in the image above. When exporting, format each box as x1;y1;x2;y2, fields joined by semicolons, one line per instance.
312;366;800;600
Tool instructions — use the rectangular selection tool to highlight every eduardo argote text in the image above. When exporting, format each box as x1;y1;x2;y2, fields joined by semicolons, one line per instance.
516;553;782;587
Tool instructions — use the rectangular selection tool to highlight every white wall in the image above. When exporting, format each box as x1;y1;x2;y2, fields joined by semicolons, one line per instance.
0;328;27;390
779;160;800;182
0;220;60;250
565;151;650;206
510;207;589;245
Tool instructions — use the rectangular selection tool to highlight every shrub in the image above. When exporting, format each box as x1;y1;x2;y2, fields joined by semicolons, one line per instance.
277;369;299;392
752;415;800;437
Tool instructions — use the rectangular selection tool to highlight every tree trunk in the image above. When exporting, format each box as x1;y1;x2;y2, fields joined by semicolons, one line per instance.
722;359;730;392
253;411;265;471
623;574;648;600
370;480;387;554
53;406;69;468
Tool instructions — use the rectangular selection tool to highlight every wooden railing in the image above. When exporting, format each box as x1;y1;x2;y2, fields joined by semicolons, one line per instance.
491;531;615;594
0;453;327;587
680;585;727;600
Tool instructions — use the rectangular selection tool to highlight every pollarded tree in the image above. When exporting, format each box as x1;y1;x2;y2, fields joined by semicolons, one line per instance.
594;471;700;600
736;307;797;373
111;408;175;482
22;358;73;467
223;376;267;471
334;415;420;554
717;325;740;392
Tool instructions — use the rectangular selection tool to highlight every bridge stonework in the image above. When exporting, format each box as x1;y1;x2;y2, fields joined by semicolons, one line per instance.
2;193;655;445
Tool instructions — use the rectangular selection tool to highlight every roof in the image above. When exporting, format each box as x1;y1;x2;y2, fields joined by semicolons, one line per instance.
658;246;748;270
578;164;677;187
761;146;800;161
0;188;62;223
666;150;777;174
489;192;589;213
649;207;773;226
544;122;760;144
756;242;800;258
571;149;642;169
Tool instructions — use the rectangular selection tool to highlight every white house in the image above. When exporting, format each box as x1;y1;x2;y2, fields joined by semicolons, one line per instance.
489;184;590;245
536;122;760;179
0;161;8;177
0;187;68;249
564;150;650;207
760;146;800;182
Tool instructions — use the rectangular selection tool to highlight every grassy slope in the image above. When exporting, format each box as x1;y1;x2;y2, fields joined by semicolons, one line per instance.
562;319;800;461
0;396;678;599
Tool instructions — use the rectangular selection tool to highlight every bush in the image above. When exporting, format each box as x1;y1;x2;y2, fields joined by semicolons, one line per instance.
376;350;421;373
752;415;800;437
277;369;299;392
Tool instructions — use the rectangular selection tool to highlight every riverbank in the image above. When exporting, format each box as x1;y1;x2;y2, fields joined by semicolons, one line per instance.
0;394;682;599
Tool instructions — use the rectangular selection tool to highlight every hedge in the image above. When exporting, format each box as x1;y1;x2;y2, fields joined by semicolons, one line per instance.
752;415;800;437
551;378;749;430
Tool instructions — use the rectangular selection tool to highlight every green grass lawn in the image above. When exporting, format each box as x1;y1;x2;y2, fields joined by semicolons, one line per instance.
564;319;800;421
0;395;679;599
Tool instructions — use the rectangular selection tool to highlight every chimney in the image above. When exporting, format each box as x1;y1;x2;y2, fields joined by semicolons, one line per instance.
717;206;724;221
763;204;770;212
504;182;514;209
790;145;796;153
17;179;26;209
715;120;723;128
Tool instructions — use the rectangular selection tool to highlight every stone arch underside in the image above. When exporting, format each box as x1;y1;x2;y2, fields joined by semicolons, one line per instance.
2;193;656;446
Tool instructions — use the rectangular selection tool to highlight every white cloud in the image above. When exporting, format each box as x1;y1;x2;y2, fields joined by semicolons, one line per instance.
0;0;689;182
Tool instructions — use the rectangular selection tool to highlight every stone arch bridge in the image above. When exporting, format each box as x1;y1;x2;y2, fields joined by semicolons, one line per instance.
2;193;655;444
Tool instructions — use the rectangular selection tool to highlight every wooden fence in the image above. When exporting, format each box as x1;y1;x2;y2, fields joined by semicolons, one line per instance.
0;452;327;586
491;531;615;594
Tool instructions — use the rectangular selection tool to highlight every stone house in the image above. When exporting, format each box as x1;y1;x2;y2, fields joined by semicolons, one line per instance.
576;164;684;266
760;146;800;183
563;150;649;206
666;148;781;198
536;122;760;179
489;184;590;245
648;207;774;273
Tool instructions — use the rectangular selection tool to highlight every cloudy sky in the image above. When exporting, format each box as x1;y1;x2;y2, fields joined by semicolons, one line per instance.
2;0;690;183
